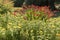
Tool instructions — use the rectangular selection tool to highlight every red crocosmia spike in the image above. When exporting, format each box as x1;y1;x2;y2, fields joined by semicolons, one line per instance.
37;6;41;11
48;12;54;18
13;12;16;16
49;14;53;18
31;4;35;8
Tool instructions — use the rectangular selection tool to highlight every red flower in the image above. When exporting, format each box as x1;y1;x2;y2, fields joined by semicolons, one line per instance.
13;12;17;16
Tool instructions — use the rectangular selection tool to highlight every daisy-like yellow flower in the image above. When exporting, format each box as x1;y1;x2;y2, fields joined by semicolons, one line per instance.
18;26;21;29
7;24;11;28
10;29;13;33
31;30;33;32
39;30;43;35
2;28;6;31
13;26;17;29
8;22;12;25
18;24;21;26
1;28;6;33
51;25;55;28
56;34;60;36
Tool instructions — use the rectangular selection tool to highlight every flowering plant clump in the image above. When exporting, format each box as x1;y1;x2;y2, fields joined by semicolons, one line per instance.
0;11;60;40
0;0;14;29
0;0;13;14
0;1;60;40
19;5;54;21
0;13;60;40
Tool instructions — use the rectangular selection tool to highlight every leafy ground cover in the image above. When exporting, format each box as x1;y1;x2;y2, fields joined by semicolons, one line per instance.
0;0;60;40
0;11;60;40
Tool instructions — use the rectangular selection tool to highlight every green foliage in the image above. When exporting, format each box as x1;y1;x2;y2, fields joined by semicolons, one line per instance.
0;0;13;14
23;8;47;21
0;13;60;40
0;0;14;28
0;1;60;40
20;5;54;21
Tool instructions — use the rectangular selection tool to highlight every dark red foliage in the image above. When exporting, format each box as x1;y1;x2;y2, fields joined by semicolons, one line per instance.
22;5;55;18
14;5;55;19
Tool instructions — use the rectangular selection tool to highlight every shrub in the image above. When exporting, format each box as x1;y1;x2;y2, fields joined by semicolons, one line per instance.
0;0;14;28
0;13;60;40
0;0;13;14
19;5;54;21
0;1;60;40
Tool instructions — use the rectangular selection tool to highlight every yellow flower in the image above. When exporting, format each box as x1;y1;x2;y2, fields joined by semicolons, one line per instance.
13;26;17;29
10;28;13;32
51;25;55;28
39;31;43;34
2;32;5;35
7;25;11;29
56;34;60;36
31;30;33;32
18;24;21;26
15;16;17;18
18;26;21;29
8;22;12;25
1;28;6;32
2;28;6;31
